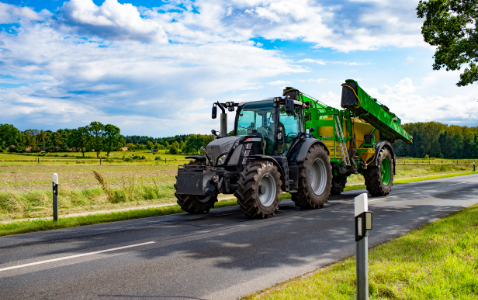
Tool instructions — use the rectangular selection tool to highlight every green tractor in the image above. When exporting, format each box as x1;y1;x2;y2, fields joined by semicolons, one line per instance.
174;79;412;218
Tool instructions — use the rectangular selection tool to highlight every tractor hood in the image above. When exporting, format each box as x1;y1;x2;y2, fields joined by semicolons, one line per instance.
207;136;242;166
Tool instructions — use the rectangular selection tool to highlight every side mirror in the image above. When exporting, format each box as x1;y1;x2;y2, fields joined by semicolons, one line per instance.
211;129;219;139
212;105;217;119
285;99;294;114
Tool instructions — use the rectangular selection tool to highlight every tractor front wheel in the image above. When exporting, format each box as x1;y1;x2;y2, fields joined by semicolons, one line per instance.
175;159;218;213
176;194;218;214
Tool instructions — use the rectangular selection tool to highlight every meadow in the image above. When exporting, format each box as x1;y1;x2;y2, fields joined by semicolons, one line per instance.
0;151;476;222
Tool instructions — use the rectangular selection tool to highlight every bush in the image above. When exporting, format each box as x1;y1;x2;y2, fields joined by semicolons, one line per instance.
124;157;132;162
141;155;146;160
155;156;162;161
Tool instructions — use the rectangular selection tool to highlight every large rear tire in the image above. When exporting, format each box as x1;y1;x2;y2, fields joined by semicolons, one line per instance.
175;160;218;214
364;148;394;196
330;174;347;195
235;160;282;218
292;144;332;209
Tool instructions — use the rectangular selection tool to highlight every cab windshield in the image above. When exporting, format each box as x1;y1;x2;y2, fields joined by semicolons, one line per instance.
236;100;275;137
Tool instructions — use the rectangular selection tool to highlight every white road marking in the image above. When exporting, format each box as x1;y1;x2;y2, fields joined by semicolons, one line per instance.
0;241;156;272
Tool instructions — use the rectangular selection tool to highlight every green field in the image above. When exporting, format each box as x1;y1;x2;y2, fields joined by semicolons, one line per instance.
0;151;476;222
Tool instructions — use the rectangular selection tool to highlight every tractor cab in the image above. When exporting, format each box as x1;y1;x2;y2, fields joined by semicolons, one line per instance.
234;98;306;157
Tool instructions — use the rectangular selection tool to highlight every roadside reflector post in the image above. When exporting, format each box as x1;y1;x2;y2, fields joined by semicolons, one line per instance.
52;173;58;221
355;193;373;300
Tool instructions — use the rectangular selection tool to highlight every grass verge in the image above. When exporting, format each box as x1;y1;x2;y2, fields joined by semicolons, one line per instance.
343;171;477;192
1;171;476;237
0;199;238;236
244;203;478;299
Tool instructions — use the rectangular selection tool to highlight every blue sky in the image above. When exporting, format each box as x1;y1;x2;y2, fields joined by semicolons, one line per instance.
0;0;477;137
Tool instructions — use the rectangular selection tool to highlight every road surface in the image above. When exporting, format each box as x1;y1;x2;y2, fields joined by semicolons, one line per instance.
1;174;477;300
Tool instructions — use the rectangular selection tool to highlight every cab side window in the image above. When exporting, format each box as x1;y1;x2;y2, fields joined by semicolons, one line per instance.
279;110;299;155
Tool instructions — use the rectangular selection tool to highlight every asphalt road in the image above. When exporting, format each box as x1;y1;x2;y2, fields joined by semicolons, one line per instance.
1;174;478;300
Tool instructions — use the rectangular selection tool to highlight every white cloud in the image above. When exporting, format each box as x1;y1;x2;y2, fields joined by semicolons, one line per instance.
0;19;304;135
0;2;46;24
298;58;326;65
299;79;327;83
60;0;168;43
141;0;425;51
363;74;478;125
268;80;291;86
406;55;415;63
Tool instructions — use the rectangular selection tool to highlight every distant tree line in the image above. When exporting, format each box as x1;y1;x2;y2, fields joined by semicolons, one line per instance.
125;134;214;155
15;121;474;159
0;123;215;156
0;122;124;158
393;122;478;159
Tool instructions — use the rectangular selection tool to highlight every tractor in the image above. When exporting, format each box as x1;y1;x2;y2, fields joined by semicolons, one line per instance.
174;79;412;218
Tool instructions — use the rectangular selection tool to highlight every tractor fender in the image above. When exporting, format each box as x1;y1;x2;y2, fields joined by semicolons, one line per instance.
246;155;286;183
291;138;329;163
373;141;396;175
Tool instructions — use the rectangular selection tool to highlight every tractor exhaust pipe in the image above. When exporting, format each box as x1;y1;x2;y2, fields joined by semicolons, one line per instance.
220;113;227;137
214;102;227;138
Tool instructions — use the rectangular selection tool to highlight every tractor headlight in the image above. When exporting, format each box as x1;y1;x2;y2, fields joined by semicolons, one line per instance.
217;154;227;166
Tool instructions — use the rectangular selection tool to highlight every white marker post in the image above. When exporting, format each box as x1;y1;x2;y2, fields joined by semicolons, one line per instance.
52;173;58;221
355;193;373;300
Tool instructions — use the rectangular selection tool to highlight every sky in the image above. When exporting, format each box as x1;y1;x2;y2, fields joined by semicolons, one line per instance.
0;0;477;137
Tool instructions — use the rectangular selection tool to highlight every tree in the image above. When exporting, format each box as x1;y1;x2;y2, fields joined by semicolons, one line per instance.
147;141;154;150
417;0;478;86
169;141;180;154
38;130;49;151
24;129;39;151
74;126;91;157
52;132;65;150
103;124;124;157
183;134;214;154
88;122;105;158
0;124;24;151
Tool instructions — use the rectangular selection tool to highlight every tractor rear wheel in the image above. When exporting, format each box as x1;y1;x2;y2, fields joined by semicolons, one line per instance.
235;160;282;218
330;174;347;195
364;148;394;196
292;144;332;209
175;160;218;213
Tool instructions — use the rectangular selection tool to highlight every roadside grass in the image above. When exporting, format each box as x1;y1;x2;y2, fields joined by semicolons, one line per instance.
0;198;239;236
343;171;477;192
244;203;478;300
0;157;476;222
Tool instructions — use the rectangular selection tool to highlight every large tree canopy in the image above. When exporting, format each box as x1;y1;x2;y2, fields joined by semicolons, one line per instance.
417;0;478;86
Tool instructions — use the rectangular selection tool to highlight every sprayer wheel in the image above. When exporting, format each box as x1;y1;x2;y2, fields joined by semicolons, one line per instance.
364;148;394;196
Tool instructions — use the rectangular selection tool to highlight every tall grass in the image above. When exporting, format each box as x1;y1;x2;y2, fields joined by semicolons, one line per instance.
0;171;176;221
